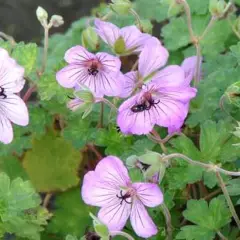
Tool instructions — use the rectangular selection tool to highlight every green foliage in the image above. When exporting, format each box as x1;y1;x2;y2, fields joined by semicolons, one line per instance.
23;131;81;192
12;42;38;75
47;188;94;237
0;173;51;239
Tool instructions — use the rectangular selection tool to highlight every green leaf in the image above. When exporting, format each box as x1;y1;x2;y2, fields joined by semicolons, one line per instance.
188;0;209;15
183;197;231;230
135;0;169;22
12;42;38;75
176;226;215;240
47;188;94;237
37;72;71;103
226;179;240;196
0;156;28;180
0;173;51;239
200;120;240;163
162;15;232;56
23;131;81;192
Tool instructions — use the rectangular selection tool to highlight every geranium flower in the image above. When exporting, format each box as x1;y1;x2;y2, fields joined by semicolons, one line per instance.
94;19;151;55
0;48;29;144
81;156;163;238
117;39;197;134
181;56;202;84
56;46;123;97
120;37;169;98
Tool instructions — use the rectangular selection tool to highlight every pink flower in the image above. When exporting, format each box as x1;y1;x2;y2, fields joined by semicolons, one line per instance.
56;46;123;97
120;37;169;98
181;56;202;84
94;19;151;55
0;48;29;144
81;156;163;238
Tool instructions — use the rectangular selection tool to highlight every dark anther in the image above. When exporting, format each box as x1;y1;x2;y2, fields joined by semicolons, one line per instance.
116;190;131;205
0;87;7;99
88;68;99;76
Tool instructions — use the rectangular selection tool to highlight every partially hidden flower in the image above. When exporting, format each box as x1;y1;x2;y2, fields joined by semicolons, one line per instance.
117;39;197;135
56;45;123;97
81;156;163;238
120;37;169;98
181;56;202;84
0;48;29;144
94;19;151;55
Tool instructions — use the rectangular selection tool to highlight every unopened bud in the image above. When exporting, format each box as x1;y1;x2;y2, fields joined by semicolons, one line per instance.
50;15;64;27
225;81;240;108
74;89;95;103
36;6;48;26
209;0;228;18
110;0;132;15
82;26;99;51
140;19;153;34
113;36;126;55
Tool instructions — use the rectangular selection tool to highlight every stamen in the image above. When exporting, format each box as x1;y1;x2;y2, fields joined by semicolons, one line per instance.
0;86;7;99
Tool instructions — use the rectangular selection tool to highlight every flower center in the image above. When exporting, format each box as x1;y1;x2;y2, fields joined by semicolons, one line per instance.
87;60;100;76
116;188;135;205
0;87;7;99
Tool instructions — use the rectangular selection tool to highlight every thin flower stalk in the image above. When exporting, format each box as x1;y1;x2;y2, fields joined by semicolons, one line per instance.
163;153;240;177
216;172;240;229
161;203;173;240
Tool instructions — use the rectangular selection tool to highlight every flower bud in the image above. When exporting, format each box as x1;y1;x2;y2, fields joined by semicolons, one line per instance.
110;0;132;15
82;26;99;51
36;6;48;26
225;81;240;108
90;213;109;239
138;151;163;166
140;19;153;34
209;0;227;18
74;89;95;103
50;15;64;27
113;36;126;55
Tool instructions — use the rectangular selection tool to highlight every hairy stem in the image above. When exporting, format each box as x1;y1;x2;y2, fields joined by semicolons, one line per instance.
163;153;240;176
43;193;53;208
203;188;222;200
129;9;142;29
199;17;217;40
180;0;195;41
194;43;201;85
41;26;50;74
151;129;168;154
217;231;228;240
23;85;37;102
98;102;104;128
99;98;118;111
110;231;135;240
161;203;173;240
216;172;240;229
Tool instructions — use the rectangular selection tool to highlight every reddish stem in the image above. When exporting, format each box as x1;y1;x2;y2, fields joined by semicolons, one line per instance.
23;85;37;102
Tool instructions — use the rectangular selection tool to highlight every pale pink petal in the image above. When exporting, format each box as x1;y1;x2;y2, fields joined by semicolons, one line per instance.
81;171;118;207
94;19;120;46
96;52;121;73
181;56;202;85
117;94;155;135
0;94;29;126
130;199;158;238
93;71;123;97
118;71;137;98
0;48;25;93
133;183;163;207
120;26;151;52
98;197;131;231
0;114;13;144
138;37;169;79
95;156;131;187
64;46;95;64
67;98;84;111
151;65;186;88
56;64;84;88
156;86;197;103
